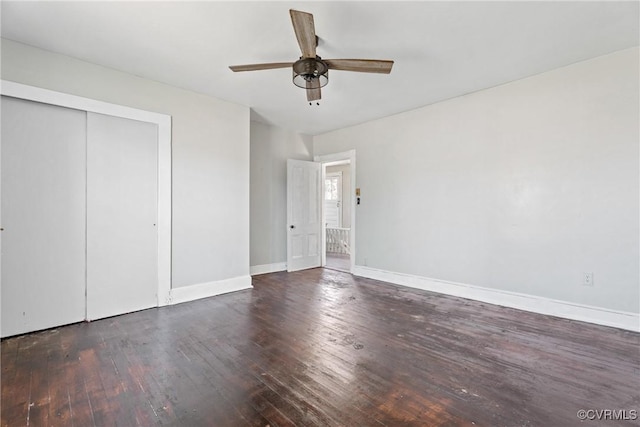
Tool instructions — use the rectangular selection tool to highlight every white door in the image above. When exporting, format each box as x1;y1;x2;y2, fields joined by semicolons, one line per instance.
86;113;158;320
287;159;321;272
1;97;87;337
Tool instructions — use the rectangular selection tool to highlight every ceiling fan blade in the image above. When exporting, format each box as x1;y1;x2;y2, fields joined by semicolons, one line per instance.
290;9;317;58
324;59;394;74
229;62;293;72
306;79;321;101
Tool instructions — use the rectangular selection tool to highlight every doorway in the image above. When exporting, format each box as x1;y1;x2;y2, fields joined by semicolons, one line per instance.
286;150;356;274
323;161;351;272
315;150;356;274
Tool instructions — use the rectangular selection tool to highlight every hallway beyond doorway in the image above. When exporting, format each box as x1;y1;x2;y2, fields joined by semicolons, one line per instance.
325;252;350;272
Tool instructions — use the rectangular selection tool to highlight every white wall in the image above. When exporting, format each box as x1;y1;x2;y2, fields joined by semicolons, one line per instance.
326;164;352;228
1;39;250;291
250;121;313;271
314;47;639;314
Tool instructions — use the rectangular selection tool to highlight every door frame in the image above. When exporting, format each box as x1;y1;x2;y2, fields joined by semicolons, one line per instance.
314;150;356;273
1;80;172;307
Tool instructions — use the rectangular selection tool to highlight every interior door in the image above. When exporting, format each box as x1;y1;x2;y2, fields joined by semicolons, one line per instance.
1;96;87;337
287;159;321;272
86;112;158;320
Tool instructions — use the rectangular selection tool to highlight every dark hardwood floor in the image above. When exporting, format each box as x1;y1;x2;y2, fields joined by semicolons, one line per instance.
2;268;639;426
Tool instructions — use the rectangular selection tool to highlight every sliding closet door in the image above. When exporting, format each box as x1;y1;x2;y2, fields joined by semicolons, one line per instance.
86;113;158;320
1;96;87;337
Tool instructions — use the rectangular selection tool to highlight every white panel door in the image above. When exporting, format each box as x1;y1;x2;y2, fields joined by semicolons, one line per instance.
287;159;321;272
86;113;158;320
1;96;86;337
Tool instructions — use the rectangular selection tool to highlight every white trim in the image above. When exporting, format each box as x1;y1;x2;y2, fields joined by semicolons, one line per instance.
169;276;252;306
1;80;168;124
321;165;327;267
156;117;172;307
314;150;356;273
250;262;287;276
353;265;640;332
1;80;172;309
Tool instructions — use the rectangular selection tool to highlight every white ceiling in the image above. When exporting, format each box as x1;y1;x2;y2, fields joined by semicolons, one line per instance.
2;1;638;135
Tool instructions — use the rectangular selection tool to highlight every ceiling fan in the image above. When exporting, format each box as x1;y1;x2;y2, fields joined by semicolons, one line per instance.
229;9;394;103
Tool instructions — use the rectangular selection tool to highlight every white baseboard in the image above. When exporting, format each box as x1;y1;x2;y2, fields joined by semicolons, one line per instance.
250;262;287;276
353;266;639;333
169;275;252;306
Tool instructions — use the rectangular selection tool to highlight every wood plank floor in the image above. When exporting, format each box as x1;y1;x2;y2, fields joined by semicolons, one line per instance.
2;268;639;426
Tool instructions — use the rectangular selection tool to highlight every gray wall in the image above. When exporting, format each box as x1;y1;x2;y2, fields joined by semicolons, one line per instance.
250;121;313;268
314;48;639;313
1;39;250;289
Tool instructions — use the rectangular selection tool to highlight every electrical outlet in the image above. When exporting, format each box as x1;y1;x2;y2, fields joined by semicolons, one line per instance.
583;272;594;287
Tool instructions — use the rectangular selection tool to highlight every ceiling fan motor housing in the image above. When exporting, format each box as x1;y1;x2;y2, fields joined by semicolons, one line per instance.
293;56;329;88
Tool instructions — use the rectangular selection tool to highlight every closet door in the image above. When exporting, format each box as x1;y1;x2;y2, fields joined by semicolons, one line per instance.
86;113;158;320
1;96;87;337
